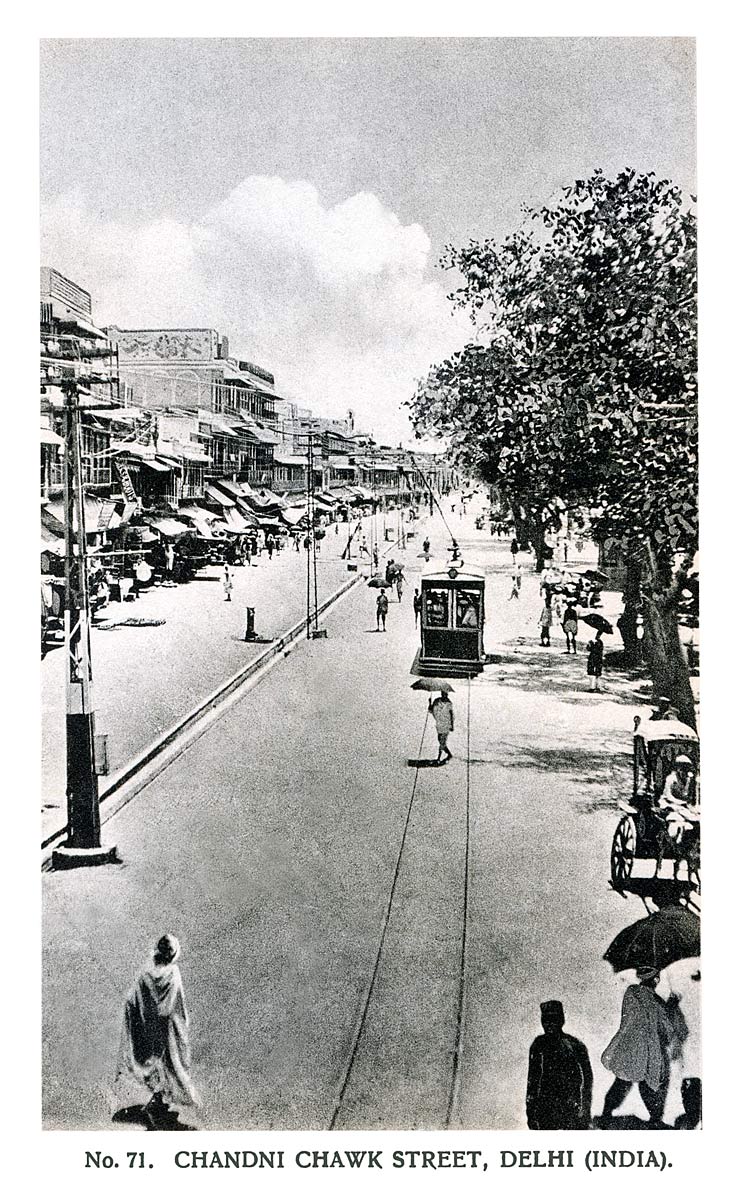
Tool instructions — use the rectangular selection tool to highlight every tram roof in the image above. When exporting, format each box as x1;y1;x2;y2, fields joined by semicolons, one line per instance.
421;568;485;584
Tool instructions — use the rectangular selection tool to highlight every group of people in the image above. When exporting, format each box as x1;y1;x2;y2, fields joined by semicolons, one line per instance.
534;582;606;690
114;936;700;1133
527;971;699;1131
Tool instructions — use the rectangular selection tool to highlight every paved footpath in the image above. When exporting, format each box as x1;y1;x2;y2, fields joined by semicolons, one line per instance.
42;502;700;1130
41;514;382;836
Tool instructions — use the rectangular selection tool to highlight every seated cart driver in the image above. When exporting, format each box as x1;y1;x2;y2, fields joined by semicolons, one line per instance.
656;754;699;843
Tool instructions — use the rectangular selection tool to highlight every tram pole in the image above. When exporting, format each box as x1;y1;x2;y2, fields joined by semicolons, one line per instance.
52;379;117;869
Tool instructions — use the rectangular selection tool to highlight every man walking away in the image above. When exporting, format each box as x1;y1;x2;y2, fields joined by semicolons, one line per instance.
538;600;553;646
413;588;422;626
222;563;234;602
423;536;431;561
113;934;199;1131
510;536;519;565
526;1001;593;1130
587;631;604;689
429;690;454;763
376;590;389;632
598;967;687;1129
562;602;578;653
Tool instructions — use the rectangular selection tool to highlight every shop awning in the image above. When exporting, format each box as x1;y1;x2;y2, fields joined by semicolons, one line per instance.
241;420;280;445
206;484;235;506
273;450;306;467
206;415;242;437
282;505;307;526
145;517;191;537
40;427;64;447
248;488;286;509
222;509;254;533
44;496;121;533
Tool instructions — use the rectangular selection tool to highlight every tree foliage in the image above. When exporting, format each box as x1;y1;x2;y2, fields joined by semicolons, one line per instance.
409;169;697;720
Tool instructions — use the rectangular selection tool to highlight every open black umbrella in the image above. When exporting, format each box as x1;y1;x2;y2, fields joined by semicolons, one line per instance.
580;613;614;635
411;678;454;693
367;575;392;588
603;908;700;974
583;569;609;584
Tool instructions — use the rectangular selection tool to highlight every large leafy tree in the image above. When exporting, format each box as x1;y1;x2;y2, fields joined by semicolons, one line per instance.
409;169;697;725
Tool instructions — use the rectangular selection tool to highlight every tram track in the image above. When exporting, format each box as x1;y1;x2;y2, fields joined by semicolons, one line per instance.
329;679;474;1131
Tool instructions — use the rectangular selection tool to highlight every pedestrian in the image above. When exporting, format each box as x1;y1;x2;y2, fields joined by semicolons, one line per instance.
222;563;234;602
266;533;275;560
526;1001;593;1130
113;934;199;1131
429;689;454;764
510;536;519;565
587;631;604;689
538;601;553;646
373;547;379;569
423;536;431;561
385;560;396;588
164;543;175;578
562;602;579;654
395;570;405;602
413;587;422;626
597;967;688;1129
376;589;389;632
509;563;522;601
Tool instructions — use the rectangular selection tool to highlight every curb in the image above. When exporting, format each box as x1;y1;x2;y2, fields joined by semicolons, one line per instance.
41;570;364;865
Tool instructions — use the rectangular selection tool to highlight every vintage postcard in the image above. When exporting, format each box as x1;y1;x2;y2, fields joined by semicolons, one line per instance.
22;18;736;1196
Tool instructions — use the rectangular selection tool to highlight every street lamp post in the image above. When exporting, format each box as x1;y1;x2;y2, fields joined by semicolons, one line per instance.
52;378;117;869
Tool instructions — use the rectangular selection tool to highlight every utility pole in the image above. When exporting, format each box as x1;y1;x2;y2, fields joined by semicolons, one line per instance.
53;379;117;869
305;434;320;637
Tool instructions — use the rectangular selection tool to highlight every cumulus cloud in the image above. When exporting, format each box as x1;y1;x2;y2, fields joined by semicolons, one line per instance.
40;178;469;443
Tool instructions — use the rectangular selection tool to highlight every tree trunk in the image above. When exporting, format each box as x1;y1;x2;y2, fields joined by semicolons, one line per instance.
617;559;644;666
641;544;697;729
511;501;545;571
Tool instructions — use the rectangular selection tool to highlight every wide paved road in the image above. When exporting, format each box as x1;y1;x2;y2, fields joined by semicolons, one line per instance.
42;504;700;1129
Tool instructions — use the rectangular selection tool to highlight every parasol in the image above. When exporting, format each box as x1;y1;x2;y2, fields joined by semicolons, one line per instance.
603;908;700;974
367;575;392;588
580;613;614;635
411;678;454;693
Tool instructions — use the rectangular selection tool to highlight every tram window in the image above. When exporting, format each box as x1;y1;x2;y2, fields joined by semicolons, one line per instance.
425;588;449;627
455;588;480;628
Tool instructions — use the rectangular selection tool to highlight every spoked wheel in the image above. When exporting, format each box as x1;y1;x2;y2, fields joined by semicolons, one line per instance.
610;815;637;888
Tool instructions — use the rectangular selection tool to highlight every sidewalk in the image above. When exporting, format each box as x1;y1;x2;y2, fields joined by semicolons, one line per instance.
41;513;397;835
42;503;700;1130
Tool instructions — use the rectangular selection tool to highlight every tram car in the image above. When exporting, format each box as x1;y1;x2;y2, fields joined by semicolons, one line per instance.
414;565;486;677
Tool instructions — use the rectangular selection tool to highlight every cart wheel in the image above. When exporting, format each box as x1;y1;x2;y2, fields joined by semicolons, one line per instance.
611;815;637;886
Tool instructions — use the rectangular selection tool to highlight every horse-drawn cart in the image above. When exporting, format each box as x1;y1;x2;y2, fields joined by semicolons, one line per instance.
610;718;700;901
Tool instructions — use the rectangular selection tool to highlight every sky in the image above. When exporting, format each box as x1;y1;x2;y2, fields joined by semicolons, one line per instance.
40;38;695;444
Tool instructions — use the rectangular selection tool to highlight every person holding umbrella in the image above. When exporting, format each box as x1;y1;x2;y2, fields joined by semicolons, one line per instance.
587;630;604;689
597;966;688;1128
429;688;455;764
598;909;697;1129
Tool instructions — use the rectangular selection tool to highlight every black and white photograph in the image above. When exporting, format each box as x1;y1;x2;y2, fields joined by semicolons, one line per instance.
27;22;732;1167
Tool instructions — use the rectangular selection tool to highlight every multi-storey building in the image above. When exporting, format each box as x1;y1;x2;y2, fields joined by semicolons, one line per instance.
108;327;282;487
40;267;120;501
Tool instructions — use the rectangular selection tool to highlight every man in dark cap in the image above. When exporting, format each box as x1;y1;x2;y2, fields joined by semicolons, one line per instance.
526;1001;593;1130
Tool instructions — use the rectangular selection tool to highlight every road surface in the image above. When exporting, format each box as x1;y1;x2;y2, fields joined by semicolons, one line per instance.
42;503;700;1129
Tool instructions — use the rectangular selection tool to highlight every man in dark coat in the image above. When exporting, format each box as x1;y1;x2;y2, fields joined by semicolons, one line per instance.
526;1000;593;1130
